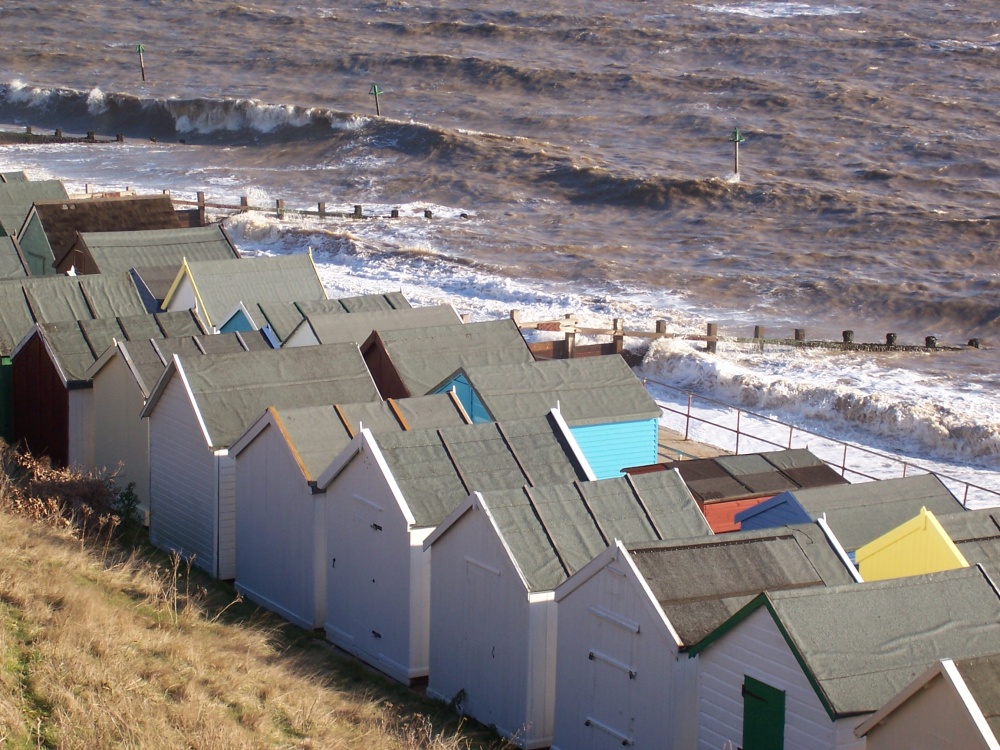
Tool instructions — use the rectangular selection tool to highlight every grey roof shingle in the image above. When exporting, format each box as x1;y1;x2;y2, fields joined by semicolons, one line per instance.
480;471;712;592
30;311;206;385
789;474;964;551
457;355;661;425
0;273;147;355
375;319;533;396
628;523;856;646
0;179;68;235
756;567;1000;717
150;344;380;449
174;255;327;328
937;509;1000;583
248;293;414;343
954;653;1000;738
271;394;469;481
115;331;270;398
69;225;239;274
373;415;587;527
298;305;461;346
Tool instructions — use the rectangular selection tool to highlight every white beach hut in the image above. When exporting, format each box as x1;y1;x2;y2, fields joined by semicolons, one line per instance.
423;471;714;749
228;394;470;629
313;413;591;684
550;523;858;750
141;344;380;579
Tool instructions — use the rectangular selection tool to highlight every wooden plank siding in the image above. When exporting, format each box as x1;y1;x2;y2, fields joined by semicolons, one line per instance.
570;419;658;479
696;607;865;750
12;333;69;465
217;455;237;579
148;374;218;576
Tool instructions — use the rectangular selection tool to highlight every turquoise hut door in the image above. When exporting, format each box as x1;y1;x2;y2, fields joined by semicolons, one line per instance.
742;675;785;750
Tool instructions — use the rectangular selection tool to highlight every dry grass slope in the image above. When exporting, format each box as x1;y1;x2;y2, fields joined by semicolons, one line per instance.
0;447;511;750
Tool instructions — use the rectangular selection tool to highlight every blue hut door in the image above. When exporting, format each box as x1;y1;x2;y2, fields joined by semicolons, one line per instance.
742;675;785;750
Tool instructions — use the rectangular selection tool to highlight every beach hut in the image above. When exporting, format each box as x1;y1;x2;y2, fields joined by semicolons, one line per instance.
855;506;970;581
11;311;205;468
363;318;534;399
314;414;591;684
633;449;849;532
229;393;470;629
688;566;1000;750
855;654;1000;749
0;273;149;444
161;254;327;332
432;356;662;478
0;178;68;241
735;473;965;552
0;236;30;278
424;471;713;749
282;304;461;348
551;522;858;750
141;344;381;579
86;330;271;521
17;194;181;276
54;224;241;276
938;508;1000;582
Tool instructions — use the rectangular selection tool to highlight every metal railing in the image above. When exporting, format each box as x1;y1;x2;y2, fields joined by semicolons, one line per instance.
641;375;1000;508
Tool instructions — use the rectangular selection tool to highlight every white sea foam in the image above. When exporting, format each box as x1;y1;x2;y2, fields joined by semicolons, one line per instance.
695;1;861;18
86;87;107;115
171;99;315;134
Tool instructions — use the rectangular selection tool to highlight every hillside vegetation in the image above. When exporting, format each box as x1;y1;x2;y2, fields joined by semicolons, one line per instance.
0;446;508;749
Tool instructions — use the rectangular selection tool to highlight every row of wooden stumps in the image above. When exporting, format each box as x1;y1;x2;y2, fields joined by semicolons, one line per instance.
512;312;983;357
178;193;435;225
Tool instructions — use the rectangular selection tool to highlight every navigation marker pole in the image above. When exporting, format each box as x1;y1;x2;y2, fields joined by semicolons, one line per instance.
136;44;146;82
729;126;745;176
369;83;383;116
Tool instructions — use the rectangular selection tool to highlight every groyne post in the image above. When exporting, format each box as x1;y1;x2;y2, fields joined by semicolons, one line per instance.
197;192;206;226
276;199;285;219
707;323;718;354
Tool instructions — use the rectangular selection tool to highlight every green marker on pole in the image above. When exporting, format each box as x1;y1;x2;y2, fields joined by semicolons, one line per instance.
369;83;383;116
729;126;746;175
136;44;146;82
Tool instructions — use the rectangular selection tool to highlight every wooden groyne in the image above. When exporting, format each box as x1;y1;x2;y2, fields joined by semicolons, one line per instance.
0;126;124;145
513;311;985;361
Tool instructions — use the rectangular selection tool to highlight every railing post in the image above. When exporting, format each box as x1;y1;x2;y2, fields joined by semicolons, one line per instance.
788;424;794;449
842;444;848;476
612;318;624;354
685;393;692;441
901;462;907;478
197;191;206;226
735;410;741;454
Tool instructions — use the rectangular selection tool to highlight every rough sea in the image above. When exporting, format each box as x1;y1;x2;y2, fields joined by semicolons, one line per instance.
0;0;997;501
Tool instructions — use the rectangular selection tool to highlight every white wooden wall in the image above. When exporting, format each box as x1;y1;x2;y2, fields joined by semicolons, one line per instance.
67;388;94;471
324;450;416;683
863;673;993;750
553;557;681;750
427;507;540;747
166;275;199;319
697;606;865;750
217;454;237;579
235;425;325;629
92;355;151;522
148;375;218;576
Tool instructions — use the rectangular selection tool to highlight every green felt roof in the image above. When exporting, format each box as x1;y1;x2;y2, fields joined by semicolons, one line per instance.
72;225;239;273
373;415;586;527
480;471;712;592
30;311;205;385
789;474;964;551
376;319;533;396
628;523;856;646
153;344;380;450
0;179;68;235
0;273;147;355
697;567;1000;719
178;255;326;328
0;236;28;278
458;355;660;425
271;394;469;481
301;305;461;346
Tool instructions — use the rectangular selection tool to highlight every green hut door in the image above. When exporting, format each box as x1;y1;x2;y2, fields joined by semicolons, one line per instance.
742;675;785;750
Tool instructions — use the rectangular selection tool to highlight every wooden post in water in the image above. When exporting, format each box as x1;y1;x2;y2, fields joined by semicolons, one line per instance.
842;330;854;345
276;199;285;219
424;209;433;219
656;320;667;336
196;192;206;227
318;202;326;219
707;323;718;354
240;196;249;213
353;205;363;219
886;332;897;347
795;328;806;342
391;208;399;218
754;325;765;351
925;336;937;349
